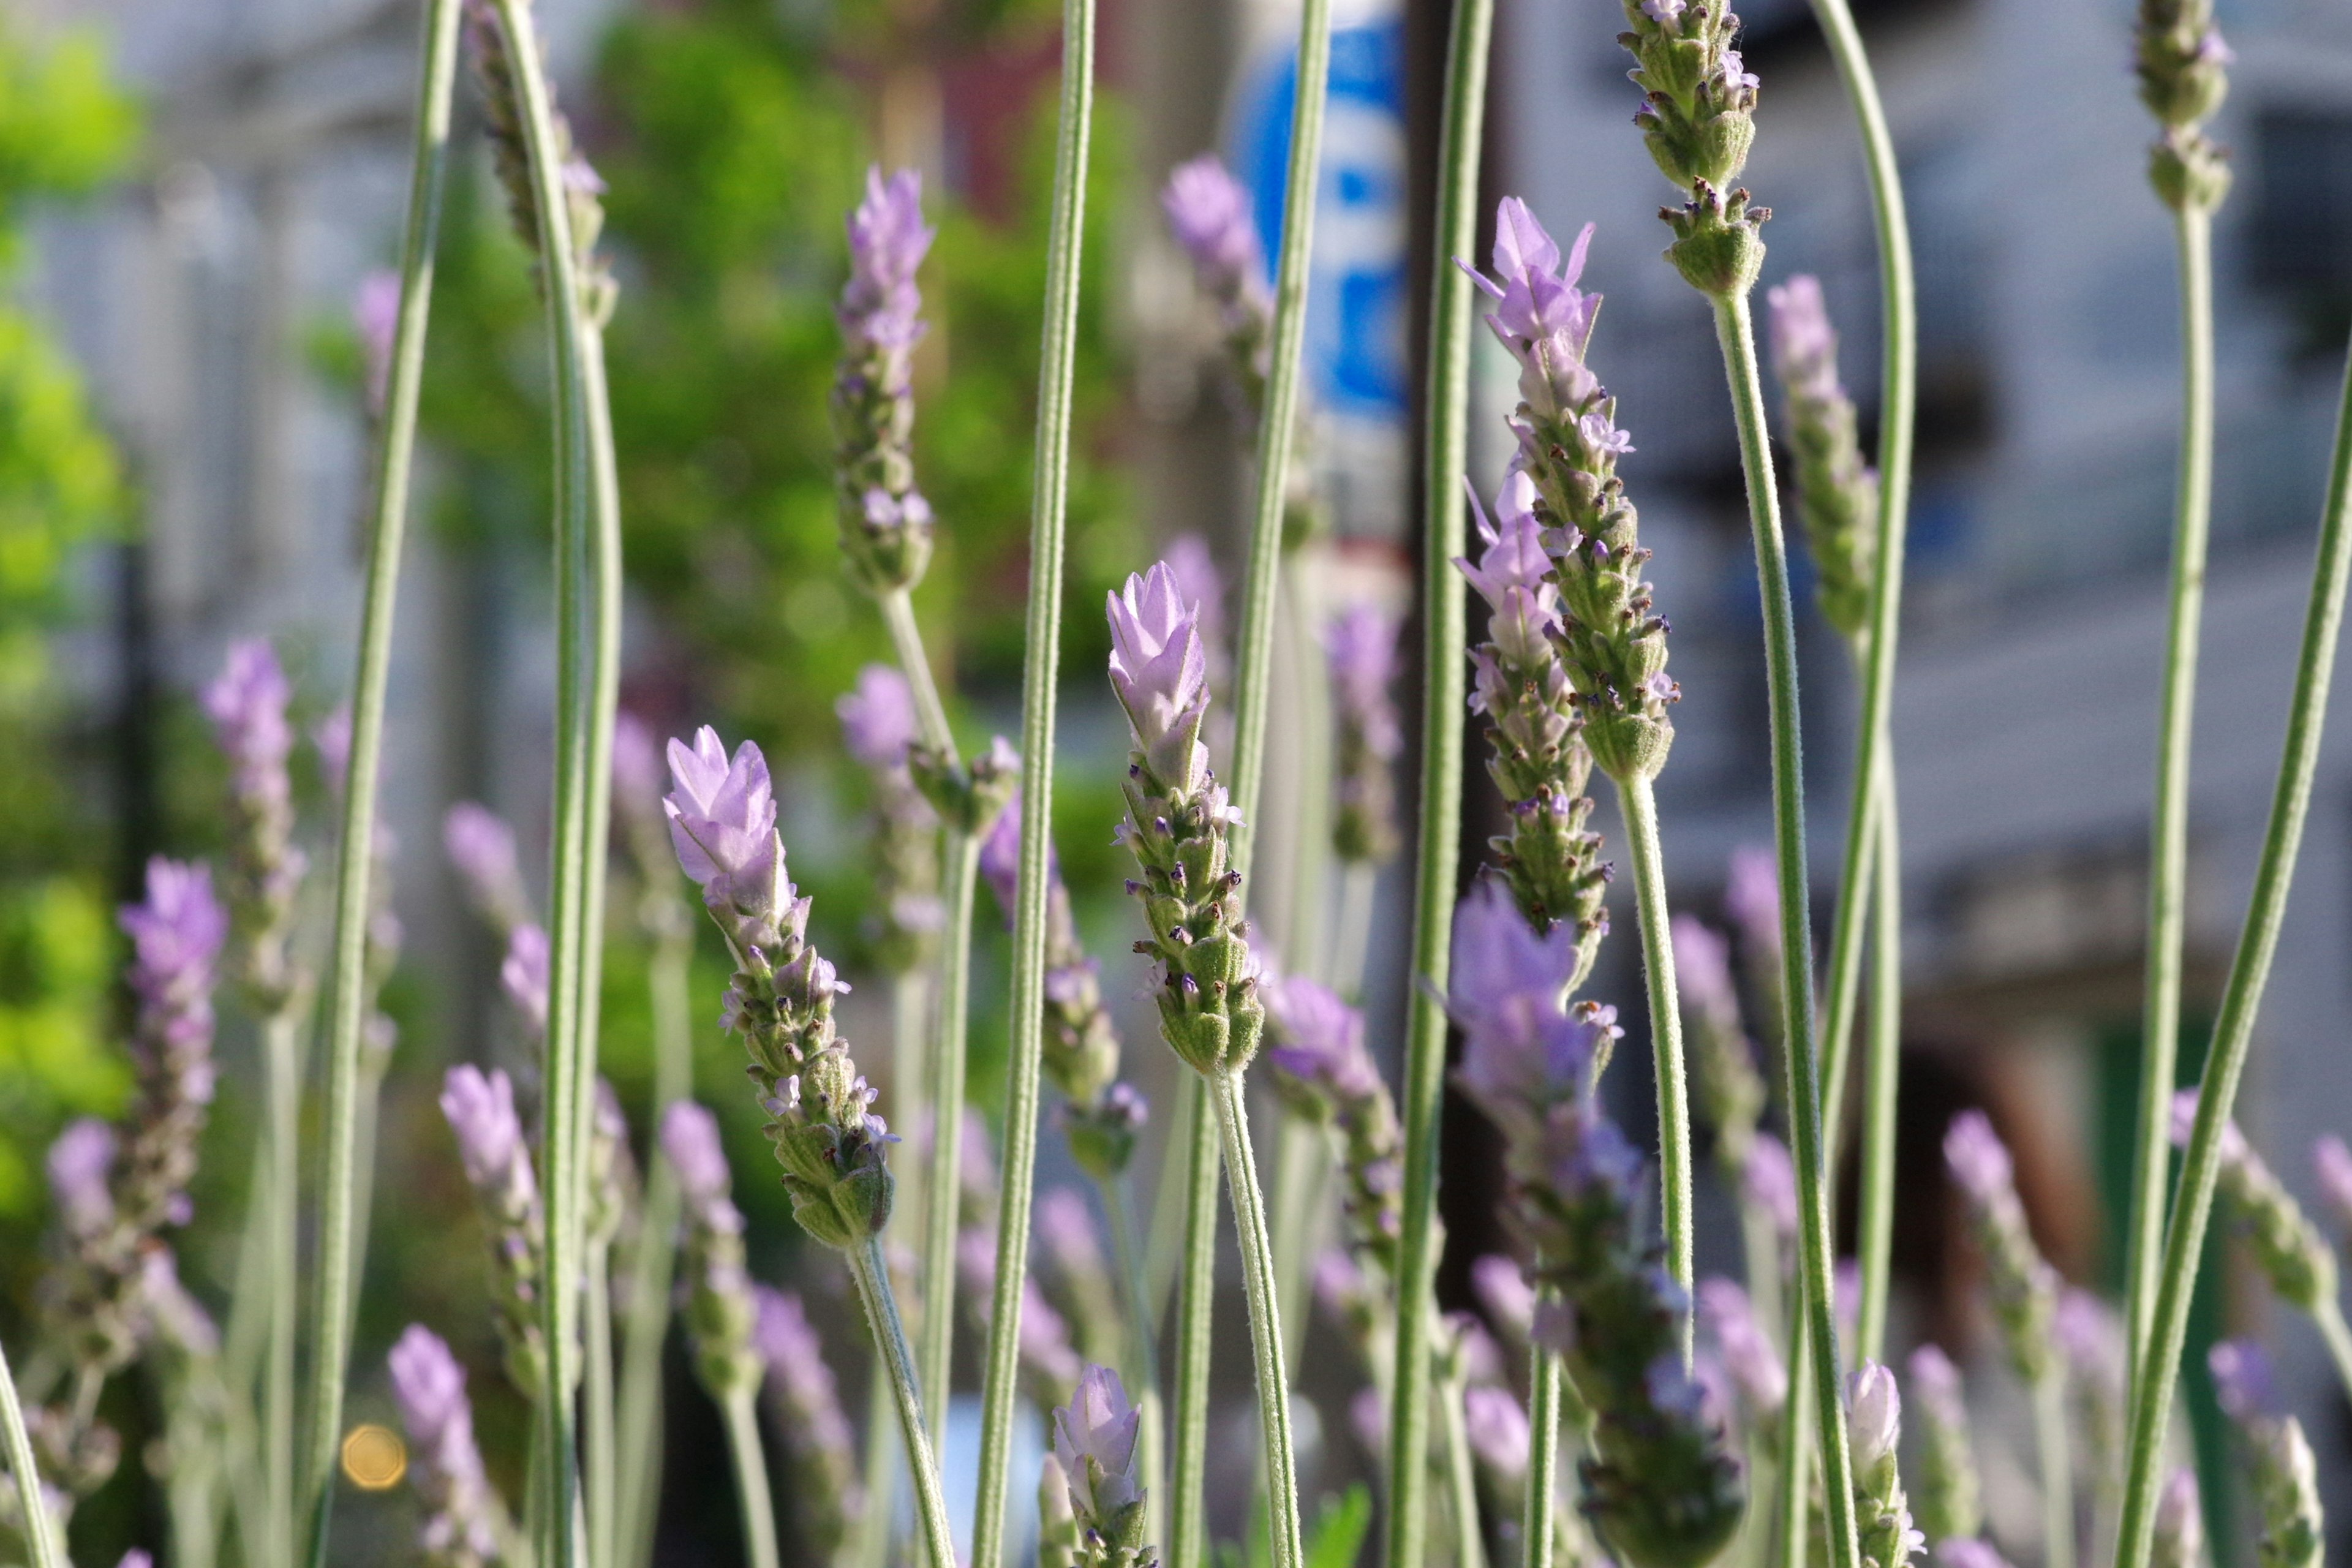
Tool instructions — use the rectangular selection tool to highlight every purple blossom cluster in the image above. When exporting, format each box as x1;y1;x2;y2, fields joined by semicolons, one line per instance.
1943;1111;2060;1385
439;1065;545;1392
388;1324;506;1568
202;639;305;1005
832;167;937;592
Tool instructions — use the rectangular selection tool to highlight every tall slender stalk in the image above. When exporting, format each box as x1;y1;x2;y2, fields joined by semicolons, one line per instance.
2112;327;2352;1568
295;1;463;1558
919;837;980;1455
1166;1087;1219;1568
1209;1069;1306;1568
1614;774;1694;1337
1711;290;1862;1568
1386;0;1490;1559
0;1336;60;1568
851;1239;956;1568
2122;205;2215;1379
1854;772;1901;1364
967;0;1093;1555
1523;1343;1563;1568
265;1011;299;1568
586;1240;617;1568
721;1390;782;1568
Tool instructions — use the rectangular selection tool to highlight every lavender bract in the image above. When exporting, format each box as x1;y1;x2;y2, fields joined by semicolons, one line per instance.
832;167;936;593
1054;1364;1152;1568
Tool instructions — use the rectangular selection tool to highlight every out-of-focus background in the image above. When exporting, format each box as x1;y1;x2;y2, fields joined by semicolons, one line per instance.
4;0;2352;1561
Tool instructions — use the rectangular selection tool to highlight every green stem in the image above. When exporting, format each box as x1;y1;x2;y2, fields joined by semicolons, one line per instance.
879;587;959;764
1709;288;1861;1568
1854;766;1901;1365
1614;771;1695;1343
2124;205;2215;1381
1523;1344;1562;1568
851;1238;955;1568
968;0;1091;1555
1209;1069;1306;1568
266;1008;299;1568
587;1240;617;1568
919;835;981;1457
2113;322;2352;1568
1387;0;1490;1559
1438;1363;1488;1568
1778;1320;1814;1568
0;1336;61;1568
614;927;694;1568
722;1390;782;1568
1099;1171;1165;1556
1166;1083;1221;1568
2035;1370;2076;1568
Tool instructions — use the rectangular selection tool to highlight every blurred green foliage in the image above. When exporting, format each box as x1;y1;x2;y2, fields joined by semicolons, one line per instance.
0;18;139;1231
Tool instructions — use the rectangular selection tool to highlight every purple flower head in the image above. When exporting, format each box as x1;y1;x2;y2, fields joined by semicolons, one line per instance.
1463;1384;1531;1478
2054;1289;2124;1385
1700;1277;1787;1419
203;639;295;790
664;726;786;921
1449;878;1617;1115
1937;1540;2013;1568
1161;156;1269;320
354;269;401;415
439;1065;535;1205
2315;1134;2352;1234
1765;274;1842;402
1107;562;1213;790
1846;1359;1903;1473
48;1117;117;1238
837;665;920;772
1325;602;1404;758
1264;974;1381;1106
1314;1248;1370;1323
611;712;665;824
1943;1110;2015;1205
1724;845;1781;954
1471;1254;1536;1341
1672;913;1736;1025
661;1100;736;1210
839;167;933;357
500;923;550;1038
1906;1343;1967;1430
1054;1363;1145;1525
1457;200;1603;418
2157;1468;2205;1563
2168;1087;2250;1166
121;858;228;1007
388;1322;493;1557
1743;1131;1798;1239
1458;472;1561;682
976;785;1055;924
443;802;525;924
2207;1337;2276;1423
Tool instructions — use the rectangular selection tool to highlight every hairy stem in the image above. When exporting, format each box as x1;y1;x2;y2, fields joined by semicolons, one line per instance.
586;1240;616;1568
968;0;1092;1555
1711;288;1861;1568
1524;1342;1562;1568
2113;322;2352;1568
1438;1363;1488;1568
0;1336;60;1568
1210;1069;1306;1568
1167;1088;1221;1568
722;1390;782;1568
1387;0;1491;1559
853;1238;955;1568
1854;767;1901;1365
1615;772;1695;1344
266;1009;299;1568
919;835;981;1456
2124;205;2215;1379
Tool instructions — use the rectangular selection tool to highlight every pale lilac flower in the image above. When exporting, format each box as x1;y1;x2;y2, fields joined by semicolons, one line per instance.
1744;1132;1798;1240
203;639;295;797
1463;1384;1531;1478
1472;1253;1536;1344
118;1550;153;1568
1161;532;1229;687
1458;472;1561;678
140;1248;219;1357
1264;975;1381;1106
1700;1277;1787;1423
1937;1540;2012;1568
113;858;227;1235
1847;1360;1902;1474
664;726;785;925
1766;274;1841;401
2315;1134;2352;1235
2167;1087;2250;1166
837;663;920;771
499;924;549;1039
440;1066;536;1215
1324;601;1403;759
1351;1386;1387;1453
388;1324;500;1564
1106;562;1212;791
1449;878;1620;1125
1161;156;1268;325
1943;1110;2014;1205
610;712;666;826
1457;200;1604;423
121;858;227;1027
2207;1338;2275;1422
1907;1343;1966;1430
2155;1468;2205;1568
1054;1364;1146;1531
443;802;527;921
839;166;933;361
2054;1289;2124;1385
48;1119;118;1240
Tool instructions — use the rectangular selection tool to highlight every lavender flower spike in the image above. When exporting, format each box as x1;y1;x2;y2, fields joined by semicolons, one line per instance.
1767;274;1878;641
1943;1110;2059;1383
752;1286;864;1561
2207;1341;2323;1568
1054;1364;1153;1567
112;858;226;1236
388;1324;507;1568
1161;156;1269;351
1264;975;1403;1269
2171;1088;2335;1311
664;728;893;1250
499;923;549;1041
202;638;304;1003
1325;601;1404;864
1109;564;1262;1078
443;802;532;935
662;1101;763;1401
1846;1360;1926;1568
48;1120;116;1242
439;1066;545;1392
832;166;936;593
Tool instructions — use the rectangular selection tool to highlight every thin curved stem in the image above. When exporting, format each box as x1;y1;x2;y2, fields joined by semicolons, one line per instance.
1711;289;1861;1568
1210;1069;1305;1568
2124;205;2215;1380
1166;1087;1221;1568
968;0;1092;1555
0;1336;61;1568
1854;760;1901;1365
919;834;981;1457
1388;0;1491;1559
1523;1344;1562;1568
879;587;959;762
297;1;463;1557
1615;772;1694;1344
851;1239;954;1568
2113;325;2352;1568
2034;1370;2076;1568
722;1390;782;1568
266;1009;299;1568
